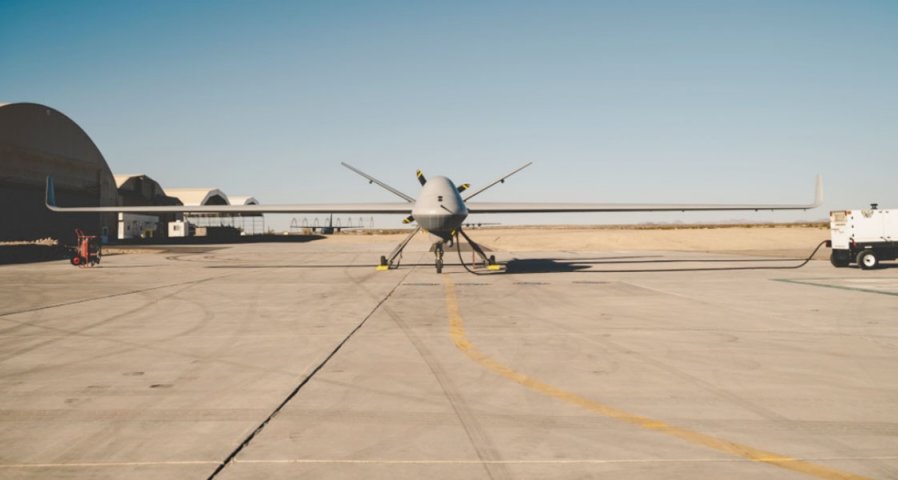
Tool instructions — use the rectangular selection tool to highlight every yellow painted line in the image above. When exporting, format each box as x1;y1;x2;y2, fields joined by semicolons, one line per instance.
442;276;870;480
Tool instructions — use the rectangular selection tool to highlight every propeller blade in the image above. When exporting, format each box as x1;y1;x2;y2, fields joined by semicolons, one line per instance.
416;170;427;186
457;183;470;193
402;215;416;224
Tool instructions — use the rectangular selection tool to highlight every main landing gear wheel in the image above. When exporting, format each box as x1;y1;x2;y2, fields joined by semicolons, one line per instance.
857;250;879;270
377;226;421;271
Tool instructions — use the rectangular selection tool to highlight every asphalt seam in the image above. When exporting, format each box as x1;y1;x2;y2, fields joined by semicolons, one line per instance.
773;278;898;297
0;275;230;319
205;269;413;480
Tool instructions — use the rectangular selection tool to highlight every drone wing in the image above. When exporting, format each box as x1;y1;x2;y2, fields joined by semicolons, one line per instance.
45;178;412;215
467;175;823;214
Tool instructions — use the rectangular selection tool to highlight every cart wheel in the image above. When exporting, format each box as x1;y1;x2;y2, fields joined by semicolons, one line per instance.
70;256;81;266
857;250;879;270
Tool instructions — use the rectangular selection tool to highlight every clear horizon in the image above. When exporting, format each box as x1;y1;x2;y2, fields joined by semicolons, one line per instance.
2;1;896;230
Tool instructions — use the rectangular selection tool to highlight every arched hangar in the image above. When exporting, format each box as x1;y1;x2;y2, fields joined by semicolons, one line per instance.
164;188;230;206
114;174;183;239
164;189;264;234
227;195;265;234
0;102;117;242
115;174;182;208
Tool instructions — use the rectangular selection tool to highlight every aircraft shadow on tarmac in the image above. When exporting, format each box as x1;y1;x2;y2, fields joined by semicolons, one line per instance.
502;255;828;274
503;255;654;273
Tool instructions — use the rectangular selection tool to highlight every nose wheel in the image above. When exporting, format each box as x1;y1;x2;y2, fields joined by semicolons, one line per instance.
434;242;445;273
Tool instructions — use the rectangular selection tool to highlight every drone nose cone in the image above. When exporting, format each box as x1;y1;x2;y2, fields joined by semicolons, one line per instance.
411;176;468;232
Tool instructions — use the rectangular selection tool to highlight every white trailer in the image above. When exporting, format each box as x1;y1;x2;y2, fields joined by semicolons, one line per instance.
829;205;898;269
168;220;195;238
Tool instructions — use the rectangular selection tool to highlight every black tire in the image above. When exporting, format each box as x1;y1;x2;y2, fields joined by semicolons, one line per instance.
488;255;496;265
380;255;388;266
830;251;850;268
857;250;879;270
436;259;443;274
70;256;81;266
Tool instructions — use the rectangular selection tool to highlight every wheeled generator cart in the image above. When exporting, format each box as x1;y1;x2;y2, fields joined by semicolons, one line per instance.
70;229;101;267
829;205;897;269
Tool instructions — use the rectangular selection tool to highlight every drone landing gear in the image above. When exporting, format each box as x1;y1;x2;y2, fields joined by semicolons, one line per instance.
377;226;421;270
434;242;445;273
457;229;501;270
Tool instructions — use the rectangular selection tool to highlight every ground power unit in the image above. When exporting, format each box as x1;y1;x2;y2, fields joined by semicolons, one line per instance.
829;205;898;269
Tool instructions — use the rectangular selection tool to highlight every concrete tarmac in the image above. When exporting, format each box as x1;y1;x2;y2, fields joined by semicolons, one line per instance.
1;240;896;479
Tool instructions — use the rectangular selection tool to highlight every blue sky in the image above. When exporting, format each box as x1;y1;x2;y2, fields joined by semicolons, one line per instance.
2;1;897;228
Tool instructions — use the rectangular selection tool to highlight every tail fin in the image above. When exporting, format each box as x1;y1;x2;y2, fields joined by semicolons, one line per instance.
813;174;824;208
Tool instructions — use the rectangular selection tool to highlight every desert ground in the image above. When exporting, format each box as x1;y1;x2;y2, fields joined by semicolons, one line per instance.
319;224;832;259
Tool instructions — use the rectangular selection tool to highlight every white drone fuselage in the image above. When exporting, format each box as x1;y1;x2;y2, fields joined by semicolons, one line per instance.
411;176;468;242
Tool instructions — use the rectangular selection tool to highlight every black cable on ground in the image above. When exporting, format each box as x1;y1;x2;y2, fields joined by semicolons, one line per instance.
455;234;493;276
781;239;830;269
568;240;830;274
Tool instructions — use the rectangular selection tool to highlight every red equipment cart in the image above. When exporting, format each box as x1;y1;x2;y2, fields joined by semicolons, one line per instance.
70;229;101;267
